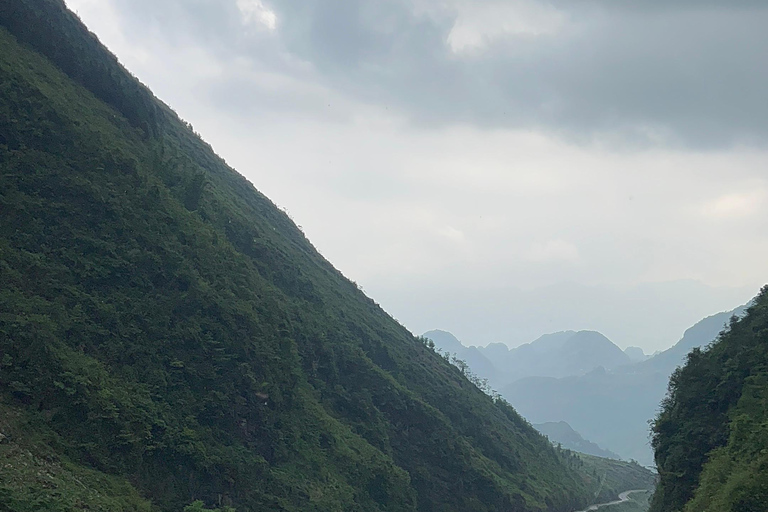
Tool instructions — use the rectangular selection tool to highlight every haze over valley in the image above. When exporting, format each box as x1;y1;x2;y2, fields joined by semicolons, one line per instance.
424;302;749;466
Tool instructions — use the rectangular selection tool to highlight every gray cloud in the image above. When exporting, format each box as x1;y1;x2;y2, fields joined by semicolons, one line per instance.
66;0;768;352
103;0;768;147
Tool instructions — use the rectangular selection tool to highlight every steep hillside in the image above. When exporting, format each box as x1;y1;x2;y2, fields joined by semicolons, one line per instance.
0;2;616;511
650;287;768;512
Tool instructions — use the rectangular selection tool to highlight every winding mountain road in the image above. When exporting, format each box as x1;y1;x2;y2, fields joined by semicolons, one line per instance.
574;489;649;512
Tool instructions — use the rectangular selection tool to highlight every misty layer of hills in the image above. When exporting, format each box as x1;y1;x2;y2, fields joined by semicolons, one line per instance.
533;422;621;460
422;329;633;386
424;304;747;466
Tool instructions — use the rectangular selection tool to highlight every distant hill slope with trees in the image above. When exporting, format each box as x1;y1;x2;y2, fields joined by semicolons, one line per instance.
650;287;768;512
0;1;655;511
535;421;621;460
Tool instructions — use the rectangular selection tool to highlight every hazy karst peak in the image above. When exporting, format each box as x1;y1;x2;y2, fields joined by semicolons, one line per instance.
483;341;513;360
424;328;632;386
496;330;631;382
519;330;578;352
560;331;631;367
623;346;647;363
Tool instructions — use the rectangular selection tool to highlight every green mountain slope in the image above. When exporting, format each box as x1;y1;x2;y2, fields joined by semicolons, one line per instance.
650;286;768;512
0;398;154;512
0;2;636;511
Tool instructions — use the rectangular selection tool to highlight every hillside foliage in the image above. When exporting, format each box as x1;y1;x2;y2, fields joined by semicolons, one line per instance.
650;286;768;512
0;1;657;511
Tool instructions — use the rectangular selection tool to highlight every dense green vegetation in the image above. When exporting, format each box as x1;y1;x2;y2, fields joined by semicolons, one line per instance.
0;2;654;511
0;398;155;512
650;286;768;512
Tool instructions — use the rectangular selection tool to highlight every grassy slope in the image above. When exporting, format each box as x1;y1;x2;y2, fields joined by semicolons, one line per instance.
0;3;624;511
650;286;768;512
0;399;153;512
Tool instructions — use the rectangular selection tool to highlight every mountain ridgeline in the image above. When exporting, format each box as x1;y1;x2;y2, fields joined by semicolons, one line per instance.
0;2;656;511
650;287;768;512
423;329;632;385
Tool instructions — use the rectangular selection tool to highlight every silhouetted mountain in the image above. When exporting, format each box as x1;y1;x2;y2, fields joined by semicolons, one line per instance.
535;421;621;460
499;330;631;382
623;346;648;363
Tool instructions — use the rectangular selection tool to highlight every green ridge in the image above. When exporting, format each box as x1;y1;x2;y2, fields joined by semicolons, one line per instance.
651;286;768;512
0;2;653;510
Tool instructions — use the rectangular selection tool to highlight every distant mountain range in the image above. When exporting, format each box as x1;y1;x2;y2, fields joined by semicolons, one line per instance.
423;328;634;389
424;303;748;466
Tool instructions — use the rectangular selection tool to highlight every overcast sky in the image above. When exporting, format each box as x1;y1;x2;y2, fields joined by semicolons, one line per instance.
65;0;766;352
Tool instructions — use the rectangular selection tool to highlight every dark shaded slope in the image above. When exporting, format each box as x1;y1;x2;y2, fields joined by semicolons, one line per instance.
650;287;768;512
0;2;604;511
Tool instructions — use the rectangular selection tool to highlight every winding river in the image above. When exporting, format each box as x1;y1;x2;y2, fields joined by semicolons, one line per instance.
574;489;649;512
